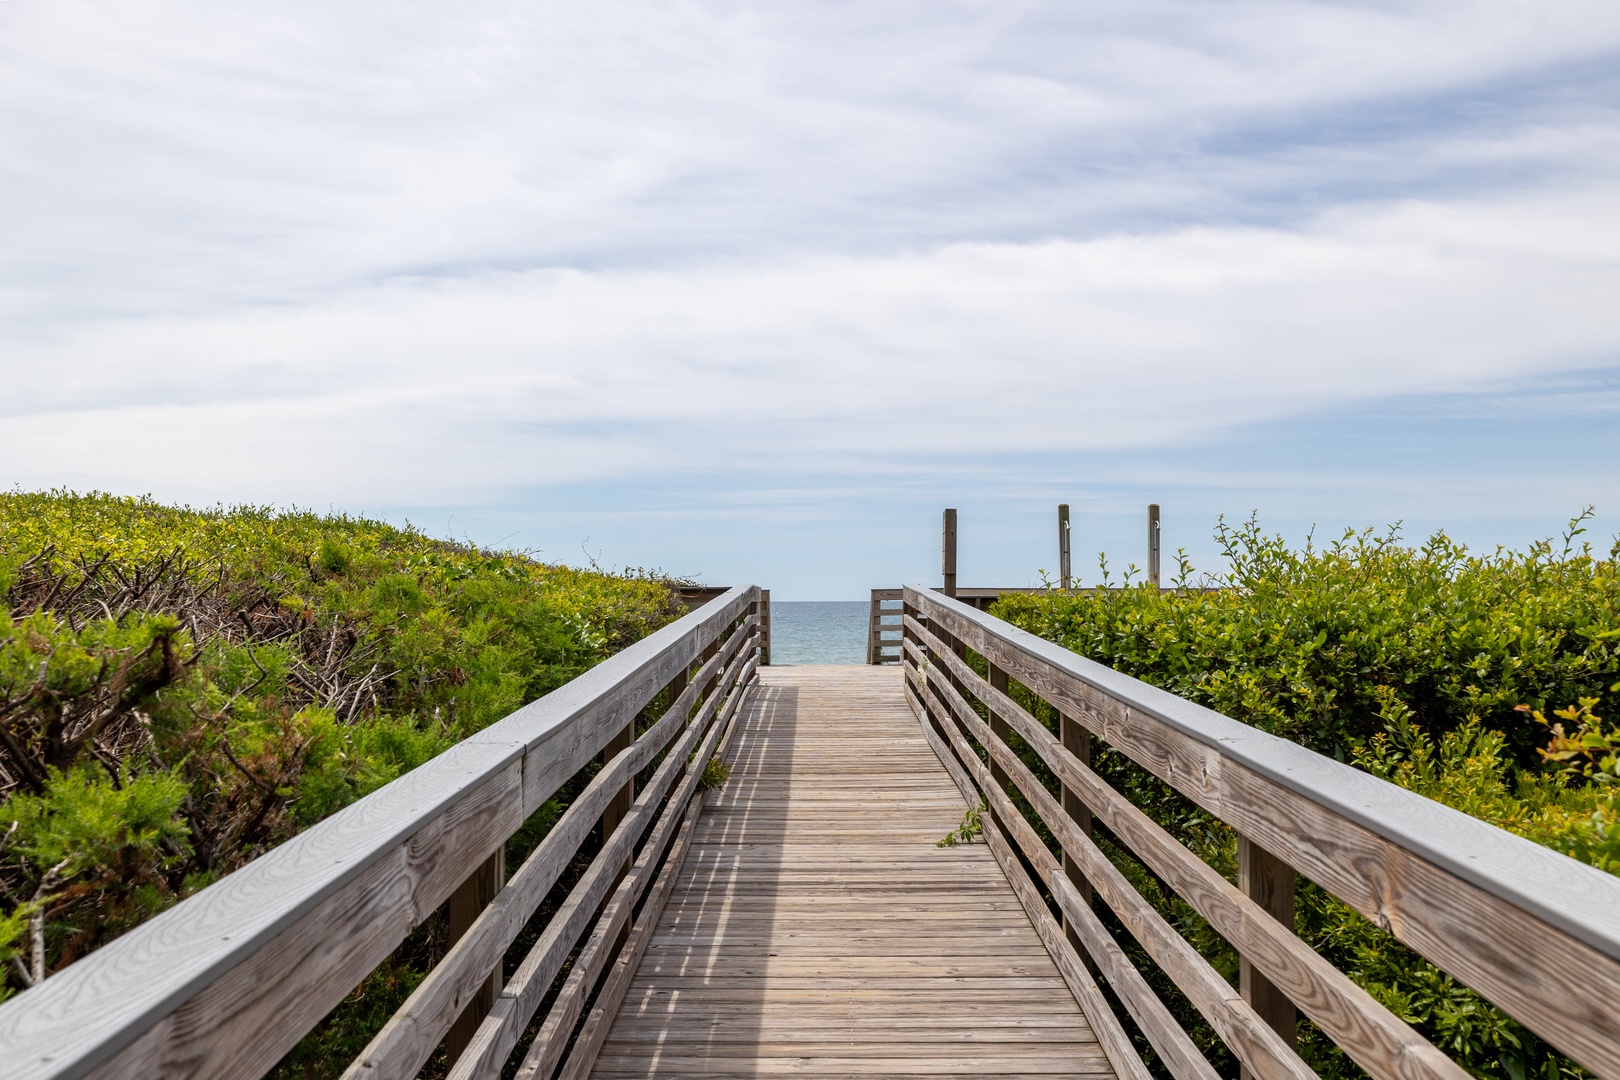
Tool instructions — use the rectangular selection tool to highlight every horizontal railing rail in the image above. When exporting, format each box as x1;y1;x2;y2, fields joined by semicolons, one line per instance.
0;584;765;1080
900;584;1620;1080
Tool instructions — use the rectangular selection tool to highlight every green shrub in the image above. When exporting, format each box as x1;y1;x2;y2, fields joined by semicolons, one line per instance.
991;514;1619;1079
0;490;684;1009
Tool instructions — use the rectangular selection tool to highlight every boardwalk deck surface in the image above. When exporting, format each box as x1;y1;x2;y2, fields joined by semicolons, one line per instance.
591;665;1113;1079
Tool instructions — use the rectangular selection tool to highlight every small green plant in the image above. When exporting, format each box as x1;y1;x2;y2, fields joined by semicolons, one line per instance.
697;755;731;792
938;800;986;847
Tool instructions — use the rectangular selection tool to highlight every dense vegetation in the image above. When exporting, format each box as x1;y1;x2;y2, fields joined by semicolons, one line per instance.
0;490;683;1013
990;514;1620;1080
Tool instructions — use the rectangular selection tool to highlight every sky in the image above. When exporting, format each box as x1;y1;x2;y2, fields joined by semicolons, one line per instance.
3;1;1619;597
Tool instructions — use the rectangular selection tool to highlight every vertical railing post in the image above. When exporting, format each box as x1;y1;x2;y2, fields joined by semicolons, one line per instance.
446;846;506;1063
986;663;1012;792
601;726;635;837
1058;504;1071;590
1059;712;1093;927
599;658;641;876
867;589;882;665
1147;503;1161;589
942;508;958;598
667;661;691;719
1239;835;1297;1079
758;589;771;665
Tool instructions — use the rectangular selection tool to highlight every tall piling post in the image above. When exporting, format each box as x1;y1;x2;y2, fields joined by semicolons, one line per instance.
1148;503;1161;589
942;509;958;598
1058;504;1072;590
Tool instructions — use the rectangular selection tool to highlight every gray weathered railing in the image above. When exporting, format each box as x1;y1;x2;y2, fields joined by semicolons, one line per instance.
0;584;765;1080
902;584;1620;1080
865;588;903;664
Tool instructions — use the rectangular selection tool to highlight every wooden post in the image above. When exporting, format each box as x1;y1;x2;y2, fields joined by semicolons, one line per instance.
987;664;1012;792
1147;503;1161;589
1058;504;1072;590
667;665;690;718
867;589;882;665
757;590;771;665
1239;835;1297;1079
942;508;958;598
446;846;505;1063
600;719;636;871
1059;712;1093;939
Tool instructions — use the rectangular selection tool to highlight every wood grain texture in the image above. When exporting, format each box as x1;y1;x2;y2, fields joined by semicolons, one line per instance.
910;657;1220;1080
447;847;507;1063
0;588;757;1080
87;758;524;1080
517;733;717;1080
1239;835;1297;1077
902;669;1155;1080
917;653;1313;1080
910;670;1203;1080
557;796;707;1080
909;614;1465;1080
907;586;1620;1079
447;635;756;1080
585;665;1118;1079
904;660;1180;1080
344;624;757;1080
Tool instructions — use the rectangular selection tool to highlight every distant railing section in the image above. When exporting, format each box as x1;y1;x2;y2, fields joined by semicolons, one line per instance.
901;584;1620;1080
866;588;903;664
869;587;1047;664
678;585;768;664
0;585;767;1080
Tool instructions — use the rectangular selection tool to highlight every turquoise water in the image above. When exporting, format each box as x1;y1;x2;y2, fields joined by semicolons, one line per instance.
769;601;869;665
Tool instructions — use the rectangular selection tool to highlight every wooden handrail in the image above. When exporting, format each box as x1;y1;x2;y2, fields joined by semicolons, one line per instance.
0;585;765;1080
901;584;1620;1080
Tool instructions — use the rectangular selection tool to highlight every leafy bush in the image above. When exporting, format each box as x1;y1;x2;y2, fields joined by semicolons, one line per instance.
991;514;1619;1079
697;754;732;792
0;490;684;1004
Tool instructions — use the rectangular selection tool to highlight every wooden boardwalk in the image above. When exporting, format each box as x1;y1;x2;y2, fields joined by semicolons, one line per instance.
591;665;1112;1079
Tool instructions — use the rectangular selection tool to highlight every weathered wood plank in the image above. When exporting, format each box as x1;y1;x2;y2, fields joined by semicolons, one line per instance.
517;775;710;1080
556;795;707;1080
585;666;1120;1080
343;623;757;1080
0;587;758;1080
447;638;756;1079
909;586;1620;1078
918;655;1313;1080
909;651;1215;1080
903;672;1155;1080
910;613;1466;1080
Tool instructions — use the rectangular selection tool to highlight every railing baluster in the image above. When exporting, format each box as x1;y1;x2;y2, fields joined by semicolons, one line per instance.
758;589;771;664
446;846;506;1064
1059;711;1093;934
1239;834;1298;1077
600;722;636;860
987;662;1012;792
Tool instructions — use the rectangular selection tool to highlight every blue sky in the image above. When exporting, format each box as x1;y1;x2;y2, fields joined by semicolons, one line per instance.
3;1;1619;597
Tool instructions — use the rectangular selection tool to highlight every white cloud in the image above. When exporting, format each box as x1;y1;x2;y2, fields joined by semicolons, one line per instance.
2;0;1619;542
4;1;1618;318
4;182;1617;505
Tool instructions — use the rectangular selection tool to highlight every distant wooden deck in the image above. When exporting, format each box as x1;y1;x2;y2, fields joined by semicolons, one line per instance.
591;665;1112;1079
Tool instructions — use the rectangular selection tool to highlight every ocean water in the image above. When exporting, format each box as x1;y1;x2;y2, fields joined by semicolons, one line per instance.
769;601;870;665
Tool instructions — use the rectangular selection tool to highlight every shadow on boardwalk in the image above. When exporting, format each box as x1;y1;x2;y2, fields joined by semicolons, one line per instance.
591;665;1110;1079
